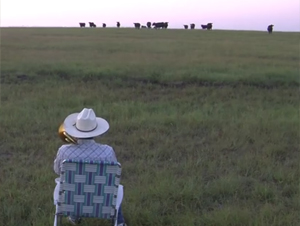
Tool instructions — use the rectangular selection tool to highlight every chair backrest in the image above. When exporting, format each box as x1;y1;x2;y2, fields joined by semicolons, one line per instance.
57;159;121;220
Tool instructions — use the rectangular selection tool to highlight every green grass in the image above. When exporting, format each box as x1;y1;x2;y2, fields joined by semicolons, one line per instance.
0;27;299;226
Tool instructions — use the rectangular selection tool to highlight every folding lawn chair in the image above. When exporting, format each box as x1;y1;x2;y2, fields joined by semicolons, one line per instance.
54;159;123;226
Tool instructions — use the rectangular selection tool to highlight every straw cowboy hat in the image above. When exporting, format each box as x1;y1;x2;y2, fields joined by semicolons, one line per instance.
63;108;109;138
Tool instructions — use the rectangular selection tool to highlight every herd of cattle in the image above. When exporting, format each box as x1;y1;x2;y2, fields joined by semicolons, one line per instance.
183;23;213;30
79;22;275;33
79;22;212;30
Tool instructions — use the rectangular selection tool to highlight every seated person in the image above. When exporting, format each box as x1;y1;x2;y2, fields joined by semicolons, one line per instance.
53;108;126;226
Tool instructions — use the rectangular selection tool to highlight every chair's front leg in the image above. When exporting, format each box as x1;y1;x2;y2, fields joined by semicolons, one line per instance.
113;210;119;226
54;214;57;226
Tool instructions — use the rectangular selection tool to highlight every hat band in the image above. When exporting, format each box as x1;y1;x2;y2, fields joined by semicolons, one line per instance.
74;123;98;132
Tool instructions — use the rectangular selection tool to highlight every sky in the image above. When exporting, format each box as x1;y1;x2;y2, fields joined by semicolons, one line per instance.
1;0;299;31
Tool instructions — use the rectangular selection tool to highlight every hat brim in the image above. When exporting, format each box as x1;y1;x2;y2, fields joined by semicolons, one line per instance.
63;113;109;138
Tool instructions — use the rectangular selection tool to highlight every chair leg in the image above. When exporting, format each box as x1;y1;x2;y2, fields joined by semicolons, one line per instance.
112;216;117;226
54;214;62;226
54;214;57;226
113;209;119;226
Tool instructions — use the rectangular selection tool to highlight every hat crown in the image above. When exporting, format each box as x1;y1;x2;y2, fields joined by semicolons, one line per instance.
75;108;97;132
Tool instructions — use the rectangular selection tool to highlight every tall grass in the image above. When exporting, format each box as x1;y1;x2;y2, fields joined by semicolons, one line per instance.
0;28;299;226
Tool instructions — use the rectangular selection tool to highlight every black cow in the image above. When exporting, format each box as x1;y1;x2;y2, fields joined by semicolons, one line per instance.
147;22;151;28
267;24;274;34
184;25;188;29
89;22;96;28
152;22;159;28
102;23;106;28
207;23;213;30
201;23;213;30
134;23;141;29
141;25;147;28
117;22;120;28
153;22;168;29
190;23;195;29
79;23;85;28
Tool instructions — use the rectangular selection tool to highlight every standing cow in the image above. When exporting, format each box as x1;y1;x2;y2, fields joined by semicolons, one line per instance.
117;22;120;28
79;23;85;28
134;23;141;29
89;22;96;28
102;23;106;28
153;22;168;29
147;22;151;28
201;23;213;30
267;24;274;34
207;23;213;30
190;23;195;29
184;25;188;29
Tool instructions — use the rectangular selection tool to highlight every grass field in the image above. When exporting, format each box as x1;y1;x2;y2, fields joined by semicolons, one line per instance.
0;27;299;226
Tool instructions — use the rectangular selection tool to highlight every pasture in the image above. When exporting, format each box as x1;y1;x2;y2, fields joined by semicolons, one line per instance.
0;27;299;226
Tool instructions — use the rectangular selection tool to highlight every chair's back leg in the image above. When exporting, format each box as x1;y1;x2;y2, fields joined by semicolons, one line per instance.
111;217;115;226
58;215;63;226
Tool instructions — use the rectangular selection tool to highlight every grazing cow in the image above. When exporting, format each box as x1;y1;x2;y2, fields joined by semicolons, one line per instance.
102;23;106;28
134;23;141;29
201;23;213;30
190;23;195;29
141;25;147;28
153;22;168;29
117;22;120;28
152;22;157;28
79;23;85;28
147;22;151;28
184;25;188;29
89;22;96;28
267;24;274;34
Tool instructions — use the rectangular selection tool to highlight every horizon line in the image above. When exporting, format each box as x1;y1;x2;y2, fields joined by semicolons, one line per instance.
0;26;299;32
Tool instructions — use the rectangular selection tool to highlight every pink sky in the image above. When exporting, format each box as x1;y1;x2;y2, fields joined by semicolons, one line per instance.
1;0;299;31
